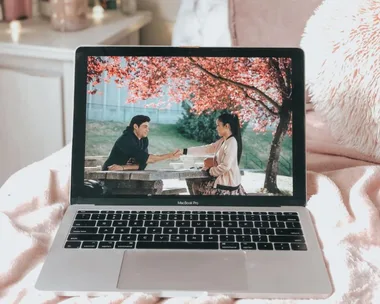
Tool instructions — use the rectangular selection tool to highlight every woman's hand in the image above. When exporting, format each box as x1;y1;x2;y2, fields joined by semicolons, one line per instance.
203;157;214;170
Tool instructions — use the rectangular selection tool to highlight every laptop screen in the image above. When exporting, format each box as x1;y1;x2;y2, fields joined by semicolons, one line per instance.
83;55;294;199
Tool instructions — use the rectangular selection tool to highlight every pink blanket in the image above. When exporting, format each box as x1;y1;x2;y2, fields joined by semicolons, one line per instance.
1;110;380;304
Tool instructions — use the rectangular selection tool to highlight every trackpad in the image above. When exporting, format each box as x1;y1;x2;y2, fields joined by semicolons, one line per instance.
117;250;248;292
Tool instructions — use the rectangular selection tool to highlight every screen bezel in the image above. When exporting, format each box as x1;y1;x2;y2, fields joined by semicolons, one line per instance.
70;46;306;207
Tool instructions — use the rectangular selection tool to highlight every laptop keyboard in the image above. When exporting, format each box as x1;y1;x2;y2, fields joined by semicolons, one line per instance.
64;210;307;251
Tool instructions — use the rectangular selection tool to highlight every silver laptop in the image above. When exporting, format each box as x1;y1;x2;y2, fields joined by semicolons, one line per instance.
35;46;332;299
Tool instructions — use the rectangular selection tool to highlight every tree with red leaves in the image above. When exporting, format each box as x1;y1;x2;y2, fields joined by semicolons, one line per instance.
87;56;292;194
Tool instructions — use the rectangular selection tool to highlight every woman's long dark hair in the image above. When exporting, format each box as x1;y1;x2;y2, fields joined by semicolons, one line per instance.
218;113;243;164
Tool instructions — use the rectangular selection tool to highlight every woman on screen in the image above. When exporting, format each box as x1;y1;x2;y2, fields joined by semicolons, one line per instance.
181;113;247;196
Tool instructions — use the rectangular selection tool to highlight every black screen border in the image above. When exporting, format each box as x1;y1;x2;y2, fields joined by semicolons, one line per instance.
70;46;306;207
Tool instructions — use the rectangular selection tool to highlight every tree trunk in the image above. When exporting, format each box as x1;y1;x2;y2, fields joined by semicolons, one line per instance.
263;99;291;194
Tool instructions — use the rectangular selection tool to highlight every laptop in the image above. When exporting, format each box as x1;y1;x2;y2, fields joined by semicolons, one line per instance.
35;46;333;299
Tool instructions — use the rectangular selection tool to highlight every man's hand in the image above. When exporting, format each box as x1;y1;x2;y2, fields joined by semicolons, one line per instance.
170;149;182;159
108;164;139;171
108;164;124;171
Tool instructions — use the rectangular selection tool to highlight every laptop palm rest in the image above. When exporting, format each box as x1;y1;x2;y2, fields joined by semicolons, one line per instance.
117;250;248;292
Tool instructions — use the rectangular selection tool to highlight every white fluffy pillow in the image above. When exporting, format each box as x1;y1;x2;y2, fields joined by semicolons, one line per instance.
301;0;380;159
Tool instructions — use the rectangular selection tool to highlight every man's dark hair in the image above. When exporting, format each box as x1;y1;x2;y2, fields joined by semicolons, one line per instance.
129;115;151;128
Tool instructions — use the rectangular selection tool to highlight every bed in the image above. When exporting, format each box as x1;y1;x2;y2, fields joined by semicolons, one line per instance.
1;0;380;303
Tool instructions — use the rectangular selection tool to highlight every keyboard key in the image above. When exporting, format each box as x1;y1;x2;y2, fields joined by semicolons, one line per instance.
199;214;214;220
230;215;244;221
147;227;162;234
261;215;276;221
243;228;259;235
195;228;210;234
257;243;273;250
204;235;218;242
291;243;308;251
115;242;135;249
187;235;202;242
138;235;154;242
269;236;305;243
105;234;120;241
184;214;198;220
227;228;242;234
220;235;235;242
286;222;301;229
241;243;256;250
176;221;190;227
270;222;285;228
276;228;303;236
73;220;96;227
239;221;254;228
163;227;178;234
121;234;137;241
277;215;299;222
259;228;275;235
136;242;218;250
145;221;159;227
170;235;186;242
67;234;104;241
97;221;112;227
70;227;98;234
129;220;144;227
81;241;98;248
161;221;175;227
193;221;207;227
274;243;291;250
236;235;251;242
122;214;137;220
65;241;81;248
106;214;121;220
114;228;129;234
75;214;91;220
215;215;229;221
251;235;268;242
78;211;99;213
154;235;170;242
179;228;193;234
208;221;222;227
220;242;239;250
99;242;114;249
255;221;270;228
138;214;153;220
91;214;106;220
246;215;260;221
284;212;298;216
131;227;146;234
224;221;238;228
211;228;226;234
113;221;128;227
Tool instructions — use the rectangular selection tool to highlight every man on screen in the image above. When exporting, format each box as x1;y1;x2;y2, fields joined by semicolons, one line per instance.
102;115;180;171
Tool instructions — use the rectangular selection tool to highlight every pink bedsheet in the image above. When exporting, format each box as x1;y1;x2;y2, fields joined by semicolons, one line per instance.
1;110;380;304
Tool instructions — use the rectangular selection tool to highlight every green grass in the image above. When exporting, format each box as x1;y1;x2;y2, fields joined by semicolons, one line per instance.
85;120;292;175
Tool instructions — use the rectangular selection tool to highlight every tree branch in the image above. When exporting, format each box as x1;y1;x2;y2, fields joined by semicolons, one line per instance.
242;90;279;116
189;57;280;110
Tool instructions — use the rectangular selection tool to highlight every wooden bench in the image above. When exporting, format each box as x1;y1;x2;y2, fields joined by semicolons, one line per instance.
161;187;188;195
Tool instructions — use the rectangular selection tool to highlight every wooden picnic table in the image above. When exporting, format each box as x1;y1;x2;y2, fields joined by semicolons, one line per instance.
84;169;213;195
